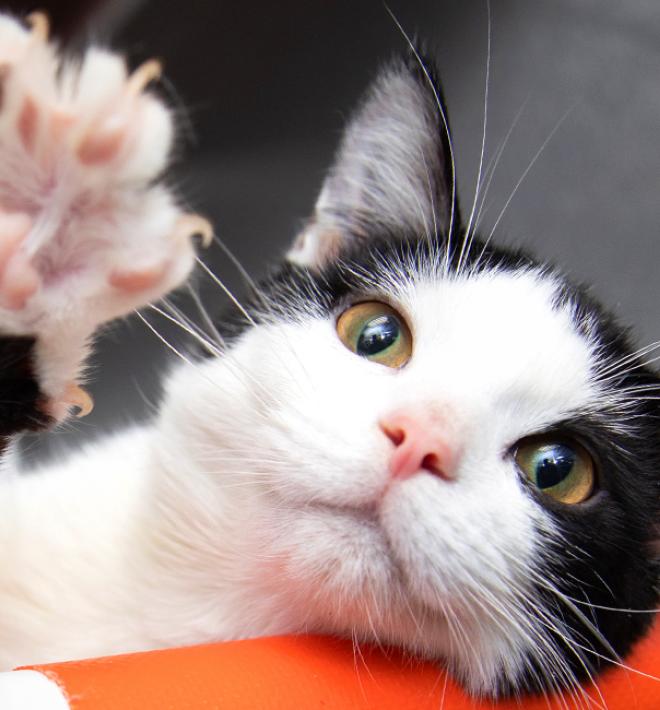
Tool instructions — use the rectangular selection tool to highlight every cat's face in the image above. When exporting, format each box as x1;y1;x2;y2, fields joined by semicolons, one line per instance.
171;55;660;697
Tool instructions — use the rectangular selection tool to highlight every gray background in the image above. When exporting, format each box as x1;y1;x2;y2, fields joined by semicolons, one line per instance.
11;1;659;454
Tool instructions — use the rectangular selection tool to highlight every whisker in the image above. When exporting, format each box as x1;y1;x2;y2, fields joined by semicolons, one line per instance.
594;340;660;381
136;310;198;367
596;354;660;385
161;298;225;358
384;4;458;274
477;105;574;263
458;0;492;274
470;95;530;263
211;234;261;295
419;147;439;260
137;307;273;411
572;642;660;683
151;303;221;356
186;284;226;349
197;256;256;325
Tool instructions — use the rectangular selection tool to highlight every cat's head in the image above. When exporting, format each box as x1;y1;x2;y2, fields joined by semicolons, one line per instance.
169;52;660;697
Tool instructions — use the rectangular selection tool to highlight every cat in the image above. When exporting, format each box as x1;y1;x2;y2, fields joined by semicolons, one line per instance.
0;9;656;702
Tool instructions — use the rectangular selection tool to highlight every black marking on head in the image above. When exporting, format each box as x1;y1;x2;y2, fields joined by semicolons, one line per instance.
513;406;660;695
511;283;660;694
205;47;660;697
217;228;660;697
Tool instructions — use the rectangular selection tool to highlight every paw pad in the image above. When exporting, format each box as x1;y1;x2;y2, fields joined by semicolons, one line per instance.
0;11;210;318
0;11;212;416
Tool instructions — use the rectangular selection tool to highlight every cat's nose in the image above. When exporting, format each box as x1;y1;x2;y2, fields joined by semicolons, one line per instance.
379;412;459;481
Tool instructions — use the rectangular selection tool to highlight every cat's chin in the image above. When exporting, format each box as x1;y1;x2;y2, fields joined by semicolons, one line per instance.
260;491;544;698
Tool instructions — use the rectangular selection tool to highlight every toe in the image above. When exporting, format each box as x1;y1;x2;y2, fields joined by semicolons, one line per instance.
26;12;49;42
174;214;214;247
108;262;169;293
0;253;39;309
126;59;162;96
77;117;127;165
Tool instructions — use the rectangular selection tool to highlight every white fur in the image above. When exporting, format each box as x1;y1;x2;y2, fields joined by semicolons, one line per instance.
0;15;195;404
0;12;613;697
0;670;68;710
0;265;602;693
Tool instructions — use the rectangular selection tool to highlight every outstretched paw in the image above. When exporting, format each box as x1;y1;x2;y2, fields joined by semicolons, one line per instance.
0;12;210;419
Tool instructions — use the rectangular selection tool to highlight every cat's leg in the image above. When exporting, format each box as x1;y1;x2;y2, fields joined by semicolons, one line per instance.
0;11;212;670
0;11;207;432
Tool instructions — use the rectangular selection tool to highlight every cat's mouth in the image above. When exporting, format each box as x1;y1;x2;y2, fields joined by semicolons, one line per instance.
308;500;380;524
300;500;449;621
306;500;414;571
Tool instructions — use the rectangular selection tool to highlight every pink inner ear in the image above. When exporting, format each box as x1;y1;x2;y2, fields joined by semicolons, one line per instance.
288;221;346;269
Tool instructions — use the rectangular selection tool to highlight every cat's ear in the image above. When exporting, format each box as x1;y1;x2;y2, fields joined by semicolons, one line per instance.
288;52;460;269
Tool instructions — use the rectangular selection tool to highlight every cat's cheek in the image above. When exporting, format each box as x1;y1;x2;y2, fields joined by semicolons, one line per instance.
260;419;391;507
228;324;398;506
378;471;546;612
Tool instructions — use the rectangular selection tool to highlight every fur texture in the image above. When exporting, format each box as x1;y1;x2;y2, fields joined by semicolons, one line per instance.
0;13;656;702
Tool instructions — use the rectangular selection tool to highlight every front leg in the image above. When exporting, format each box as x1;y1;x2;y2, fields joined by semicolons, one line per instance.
0;12;209;430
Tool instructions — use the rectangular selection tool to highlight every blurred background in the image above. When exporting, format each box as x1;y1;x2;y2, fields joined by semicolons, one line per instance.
7;0;659;455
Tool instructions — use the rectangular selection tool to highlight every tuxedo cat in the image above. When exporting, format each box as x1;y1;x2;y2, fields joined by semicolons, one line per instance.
0;11;656;701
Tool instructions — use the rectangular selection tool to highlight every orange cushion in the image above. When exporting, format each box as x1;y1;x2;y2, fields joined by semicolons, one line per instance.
23;619;660;709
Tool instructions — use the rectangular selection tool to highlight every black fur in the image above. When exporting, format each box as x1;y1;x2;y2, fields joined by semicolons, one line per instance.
0;334;51;445
206;49;659;697
208;225;659;696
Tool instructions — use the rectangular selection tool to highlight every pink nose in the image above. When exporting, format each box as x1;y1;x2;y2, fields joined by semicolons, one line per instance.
379;412;458;481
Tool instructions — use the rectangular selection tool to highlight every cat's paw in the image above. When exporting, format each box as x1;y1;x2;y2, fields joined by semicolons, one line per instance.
0;13;210;419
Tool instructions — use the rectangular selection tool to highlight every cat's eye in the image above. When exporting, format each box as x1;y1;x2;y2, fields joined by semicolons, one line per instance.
514;436;596;505
336;301;412;368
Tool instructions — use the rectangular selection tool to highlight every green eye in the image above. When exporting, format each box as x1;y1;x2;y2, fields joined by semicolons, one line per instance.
514;436;595;505
336;301;412;368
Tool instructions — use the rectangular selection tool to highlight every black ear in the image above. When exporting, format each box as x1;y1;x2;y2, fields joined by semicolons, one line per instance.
288;51;460;268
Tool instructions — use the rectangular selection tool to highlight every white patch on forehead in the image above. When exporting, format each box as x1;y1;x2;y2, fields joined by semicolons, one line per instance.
174;263;602;693
390;268;597;437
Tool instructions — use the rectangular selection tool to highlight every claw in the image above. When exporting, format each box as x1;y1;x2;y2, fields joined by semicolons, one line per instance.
127;59;162;96
175;214;213;248
26;11;49;43
62;383;94;418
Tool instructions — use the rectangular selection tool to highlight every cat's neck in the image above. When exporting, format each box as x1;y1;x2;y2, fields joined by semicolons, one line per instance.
141;359;298;639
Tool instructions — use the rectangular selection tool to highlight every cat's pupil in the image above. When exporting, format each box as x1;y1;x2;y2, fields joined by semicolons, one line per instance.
533;445;575;489
356;315;400;357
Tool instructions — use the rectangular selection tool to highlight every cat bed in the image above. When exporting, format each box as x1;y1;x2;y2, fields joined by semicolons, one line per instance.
1;619;658;709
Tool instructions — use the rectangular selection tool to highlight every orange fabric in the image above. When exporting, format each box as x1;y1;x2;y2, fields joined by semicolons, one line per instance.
24;620;660;710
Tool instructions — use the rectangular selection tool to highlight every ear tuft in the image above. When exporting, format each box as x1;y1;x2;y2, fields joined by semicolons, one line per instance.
288;51;459;269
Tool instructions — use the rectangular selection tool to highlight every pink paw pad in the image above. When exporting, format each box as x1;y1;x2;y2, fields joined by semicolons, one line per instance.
76;59;163;167
0;12;209;316
109;262;169;294
0;11;210;418
0;212;39;310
